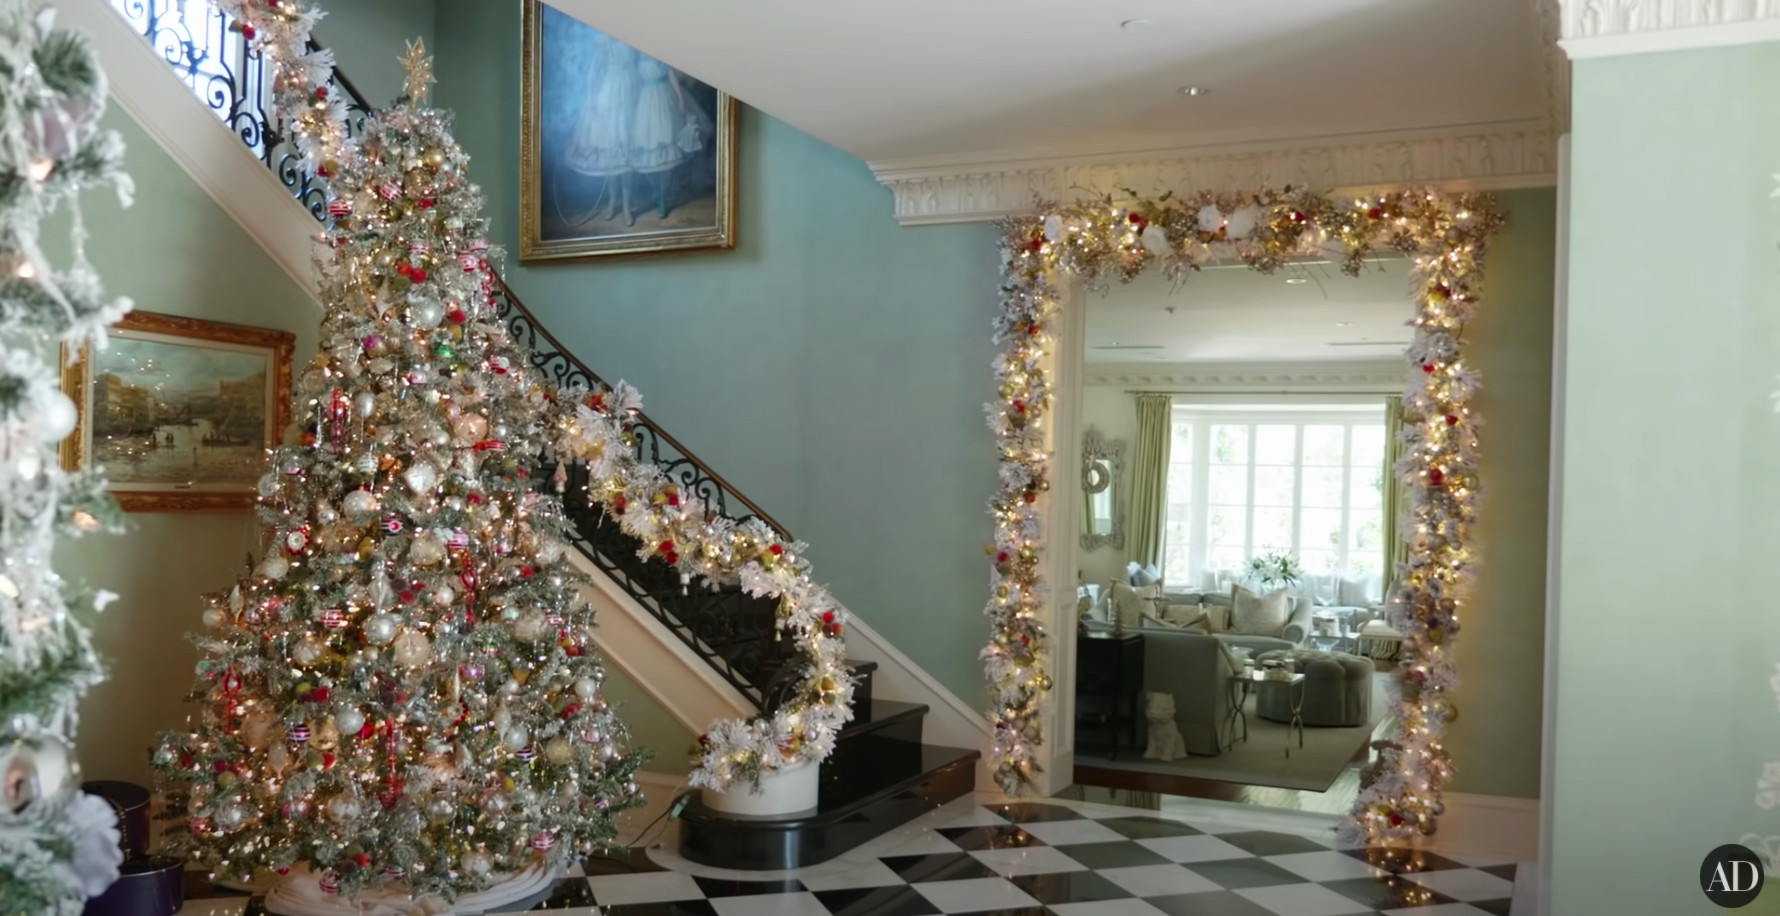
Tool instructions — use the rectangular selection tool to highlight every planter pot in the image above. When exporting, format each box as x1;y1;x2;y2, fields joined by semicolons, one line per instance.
701;760;818;817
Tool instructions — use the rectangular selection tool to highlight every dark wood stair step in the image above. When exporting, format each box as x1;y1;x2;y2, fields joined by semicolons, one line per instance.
677;743;979;871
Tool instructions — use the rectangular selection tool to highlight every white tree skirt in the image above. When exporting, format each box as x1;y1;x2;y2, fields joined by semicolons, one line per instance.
264;863;558;916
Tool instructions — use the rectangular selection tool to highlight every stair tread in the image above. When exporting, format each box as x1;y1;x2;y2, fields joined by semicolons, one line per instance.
837;699;926;739
682;743;979;829
848;659;879;674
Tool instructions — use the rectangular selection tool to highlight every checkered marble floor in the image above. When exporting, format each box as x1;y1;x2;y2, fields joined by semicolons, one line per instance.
174;792;1533;916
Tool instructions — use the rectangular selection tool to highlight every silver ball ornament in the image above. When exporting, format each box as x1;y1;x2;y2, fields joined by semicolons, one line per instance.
363;613;400;645
333;706;366;735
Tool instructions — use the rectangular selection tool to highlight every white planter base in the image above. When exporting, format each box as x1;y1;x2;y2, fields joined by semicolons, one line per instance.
263;862;557;916
701;760;819;817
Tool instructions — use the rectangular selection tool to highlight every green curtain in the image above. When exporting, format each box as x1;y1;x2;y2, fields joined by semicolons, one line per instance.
1380;395;1409;588
1127;393;1173;570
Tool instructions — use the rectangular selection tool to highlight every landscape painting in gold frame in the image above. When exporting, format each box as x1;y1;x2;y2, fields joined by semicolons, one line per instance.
520;0;738;263
60;311;293;512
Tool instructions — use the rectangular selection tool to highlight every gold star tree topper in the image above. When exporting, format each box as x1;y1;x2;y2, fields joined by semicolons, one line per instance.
401;39;435;103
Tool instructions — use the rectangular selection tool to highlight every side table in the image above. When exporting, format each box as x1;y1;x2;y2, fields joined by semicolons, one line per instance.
1230;670;1306;757
1076;631;1144;758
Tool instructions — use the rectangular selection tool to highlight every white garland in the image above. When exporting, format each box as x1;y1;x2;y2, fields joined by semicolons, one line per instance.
549;385;855;791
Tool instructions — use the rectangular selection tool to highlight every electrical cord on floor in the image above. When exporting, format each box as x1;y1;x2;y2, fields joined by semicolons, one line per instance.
621;784;691;850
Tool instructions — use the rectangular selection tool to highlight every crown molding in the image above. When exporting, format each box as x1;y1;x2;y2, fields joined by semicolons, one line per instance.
871;122;1557;226
1085;360;1405;394
1559;0;1780;57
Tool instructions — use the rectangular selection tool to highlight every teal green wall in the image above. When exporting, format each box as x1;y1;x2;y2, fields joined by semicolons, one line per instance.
59;108;318;786
431;1;1003;716
1555;43;1780;912
312;0;436;108
1448;187;1555;800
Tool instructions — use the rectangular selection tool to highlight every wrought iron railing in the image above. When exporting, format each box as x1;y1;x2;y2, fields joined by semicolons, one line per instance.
105;0;799;711
107;0;374;220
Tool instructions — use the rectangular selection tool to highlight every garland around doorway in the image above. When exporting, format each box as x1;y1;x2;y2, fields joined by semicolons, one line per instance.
984;187;1504;848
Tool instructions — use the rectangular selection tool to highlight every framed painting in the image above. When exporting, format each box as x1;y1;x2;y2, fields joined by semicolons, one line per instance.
59;311;294;512
520;0;738;262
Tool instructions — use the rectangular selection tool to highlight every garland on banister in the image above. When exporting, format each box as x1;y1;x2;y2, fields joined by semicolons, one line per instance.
989;188;1503;849
211;0;349;165
548;385;855;790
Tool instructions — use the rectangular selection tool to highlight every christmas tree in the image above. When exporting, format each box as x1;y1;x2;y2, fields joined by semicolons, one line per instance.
0;4;134;915
151;47;644;902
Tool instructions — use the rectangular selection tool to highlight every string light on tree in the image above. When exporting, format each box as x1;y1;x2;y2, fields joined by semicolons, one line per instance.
0;5;136;914
150;47;644;905
989;188;1502;850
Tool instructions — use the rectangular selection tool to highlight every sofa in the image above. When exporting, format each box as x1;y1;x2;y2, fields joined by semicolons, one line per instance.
1094;581;1315;656
1082;621;1238;756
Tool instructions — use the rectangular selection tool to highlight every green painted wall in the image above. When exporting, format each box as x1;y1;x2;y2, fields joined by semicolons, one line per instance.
1451;187;1555;800
1554;43;1780;913
431;1;1003;718
59;108;318;786
312;0;436;108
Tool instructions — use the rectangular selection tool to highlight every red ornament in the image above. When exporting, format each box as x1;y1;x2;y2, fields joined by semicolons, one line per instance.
358;721;375;740
212;759;230;773
410;269;428;283
768;543;783;556
1421;364;1435;374
531;832;557;852
278;868;290;876
399;591;414;604
1027;237;1043;253
658;540;675;555
352;852;370;868
381;515;404;534
326;198;351;218
315;86;329;101
320;752;335;770
1444;414;1459;426
1388;813;1404;827
395;262;413;277
1020;634;1031;646
309;686;331;704
1022;491;1037;504
664;487;680;507
996;551;1009;563
664;552;679;565
377;181;401;201
240;24;256;40
824;622;843;637
612;495;628;514
821;611;835;624
1366;206;1384;220
1427;468;1446;487
560;703;581;719
289;724;311;743
697;733;710;746
448;309;467;324
1026;323;1039;336
319;871;340;895
1128;213;1148;229
1011;400;1025;414
419;199;435;210
1287;210;1306;223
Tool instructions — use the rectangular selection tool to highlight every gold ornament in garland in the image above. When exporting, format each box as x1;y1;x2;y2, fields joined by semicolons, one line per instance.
988;187;1502;848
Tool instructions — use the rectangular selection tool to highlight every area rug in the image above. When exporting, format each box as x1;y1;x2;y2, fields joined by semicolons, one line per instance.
1075;672;1391;793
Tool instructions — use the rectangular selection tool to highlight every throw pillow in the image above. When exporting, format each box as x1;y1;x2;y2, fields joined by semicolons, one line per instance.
1199;601;1230;632
1109;582;1158;628
1229;585;1292;637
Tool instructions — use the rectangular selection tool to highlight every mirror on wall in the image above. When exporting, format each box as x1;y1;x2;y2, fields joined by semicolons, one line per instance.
1080;426;1125;551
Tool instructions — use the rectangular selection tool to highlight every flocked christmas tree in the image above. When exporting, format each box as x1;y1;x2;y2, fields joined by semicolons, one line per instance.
0;3;134;914
151;46;644;902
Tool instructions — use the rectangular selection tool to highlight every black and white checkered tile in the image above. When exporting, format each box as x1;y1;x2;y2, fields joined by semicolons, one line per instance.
173;794;1529;916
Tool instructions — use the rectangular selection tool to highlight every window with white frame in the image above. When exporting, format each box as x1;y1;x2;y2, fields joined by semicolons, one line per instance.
1161;404;1387;598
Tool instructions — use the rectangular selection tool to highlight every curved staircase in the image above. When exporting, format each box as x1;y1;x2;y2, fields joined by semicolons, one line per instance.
85;0;980;871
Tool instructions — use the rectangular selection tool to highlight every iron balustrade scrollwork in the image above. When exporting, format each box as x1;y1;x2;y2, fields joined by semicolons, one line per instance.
106;1;375;221
107;0;799;712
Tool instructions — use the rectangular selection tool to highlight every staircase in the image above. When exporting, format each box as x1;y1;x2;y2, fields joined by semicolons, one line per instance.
87;0;979;871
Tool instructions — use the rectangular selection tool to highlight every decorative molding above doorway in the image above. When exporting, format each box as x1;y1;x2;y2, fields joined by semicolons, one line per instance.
870;123;1557;226
1559;0;1780;57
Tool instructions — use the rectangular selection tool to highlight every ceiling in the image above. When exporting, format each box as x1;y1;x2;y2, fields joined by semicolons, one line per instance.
544;0;1553;168
1084;259;1413;363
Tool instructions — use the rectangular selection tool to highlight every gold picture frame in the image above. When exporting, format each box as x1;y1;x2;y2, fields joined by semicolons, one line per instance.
59;310;294;513
519;0;738;263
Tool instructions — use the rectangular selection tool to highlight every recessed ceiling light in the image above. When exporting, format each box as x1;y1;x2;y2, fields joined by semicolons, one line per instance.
1121;18;1152;28
1334;321;1352;327
1284;277;1308;284
1179;85;1209;97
